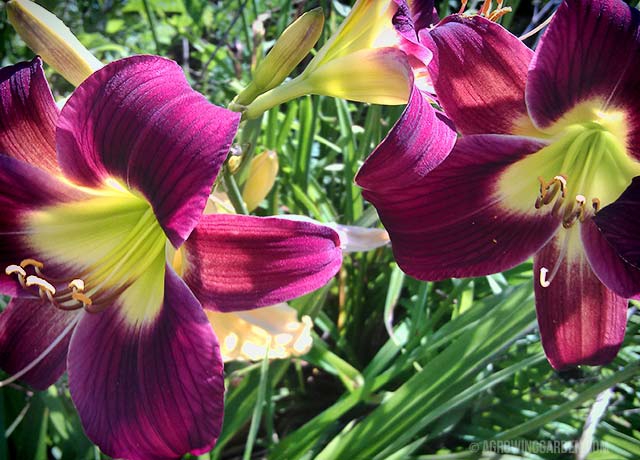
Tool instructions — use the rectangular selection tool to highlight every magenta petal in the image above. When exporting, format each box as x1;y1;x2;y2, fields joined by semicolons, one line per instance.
0;58;59;174
0;299;79;390
183;214;342;312
582;218;640;300
56;55;241;247
361;135;560;280
593;177;640;269
0;154;85;295
355;86;456;192
427;15;533;135
67;268;224;460
392;1;434;67
527;0;640;158
406;0;438;31
534;236;627;369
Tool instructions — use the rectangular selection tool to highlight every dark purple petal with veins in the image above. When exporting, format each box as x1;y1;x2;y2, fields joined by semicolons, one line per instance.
361;134;560;280
56;55;241;247
355;85;456;192
183;214;342;312
0;298;80;390
593;176;640;269
408;0;438;31
534;232;628;369
582;218;640;300
527;0;640;159
67;267;224;460
0;154;85;295
391;0;438;38
0;58;59;174
427;15;533;135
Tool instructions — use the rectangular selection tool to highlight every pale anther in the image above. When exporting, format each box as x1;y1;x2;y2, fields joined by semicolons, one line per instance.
554;175;567;188
5;264;26;277
553;175;567;196
592;198;601;212
539;267;551;288
25;275;56;295
69;279;85;292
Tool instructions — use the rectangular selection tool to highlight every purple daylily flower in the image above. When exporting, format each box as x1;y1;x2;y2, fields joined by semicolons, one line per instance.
356;0;640;369
355;0;458;195
0;56;342;459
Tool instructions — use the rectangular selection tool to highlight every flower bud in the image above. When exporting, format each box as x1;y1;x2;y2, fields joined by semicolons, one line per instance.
235;8;324;105
242;150;279;211
7;0;103;86
242;0;412;119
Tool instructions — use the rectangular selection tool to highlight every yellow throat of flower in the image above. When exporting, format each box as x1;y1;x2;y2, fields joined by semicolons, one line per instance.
500;100;640;228
13;182;167;325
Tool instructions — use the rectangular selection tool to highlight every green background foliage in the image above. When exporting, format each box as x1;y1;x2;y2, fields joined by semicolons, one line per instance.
1;1;639;459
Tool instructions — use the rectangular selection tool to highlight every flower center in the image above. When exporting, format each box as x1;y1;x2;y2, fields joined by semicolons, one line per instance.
500;101;639;226
497;101;639;288
9;183;167;319
531;117;639;226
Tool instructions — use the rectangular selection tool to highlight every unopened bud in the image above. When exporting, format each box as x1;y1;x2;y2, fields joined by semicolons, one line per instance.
242;150;278;211
236;8;324;105
7;0;103;86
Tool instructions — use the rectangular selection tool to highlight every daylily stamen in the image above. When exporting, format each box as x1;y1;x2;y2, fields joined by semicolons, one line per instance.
5;264;26;278
5;264;27;288
592;197;601;212
71;292;92;307
25;275;56;296
535;174;567;209
459;0;512;22
487;8;512;22
20;258;44;269
5;259;97;311
68;279;85;292
20;258;45;277
562;194;587;228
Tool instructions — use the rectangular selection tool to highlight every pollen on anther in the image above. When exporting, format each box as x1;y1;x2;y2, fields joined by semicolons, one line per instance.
554;175;567;194
5;264;26;277
25;275;56;295
69;279;85;292
592;198;601;212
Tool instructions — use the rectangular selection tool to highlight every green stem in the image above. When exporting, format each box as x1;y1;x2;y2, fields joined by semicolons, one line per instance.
242;348;270;460
141;0;159;53
223;167;248;215
244;77;311;119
